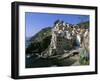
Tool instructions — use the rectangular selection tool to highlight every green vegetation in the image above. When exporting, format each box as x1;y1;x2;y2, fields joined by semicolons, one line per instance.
30;27;52;42
77;21;89;29
79;48;89;65
26;27;52;54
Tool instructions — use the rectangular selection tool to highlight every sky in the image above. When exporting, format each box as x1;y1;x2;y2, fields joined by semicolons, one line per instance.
25;12;89;37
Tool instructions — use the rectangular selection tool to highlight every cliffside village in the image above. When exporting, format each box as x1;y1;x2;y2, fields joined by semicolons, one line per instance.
41;20;89;58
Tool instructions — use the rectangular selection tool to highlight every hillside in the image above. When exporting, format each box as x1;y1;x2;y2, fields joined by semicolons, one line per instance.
30;27;52;42
77;21;89;29
26;27;52;54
